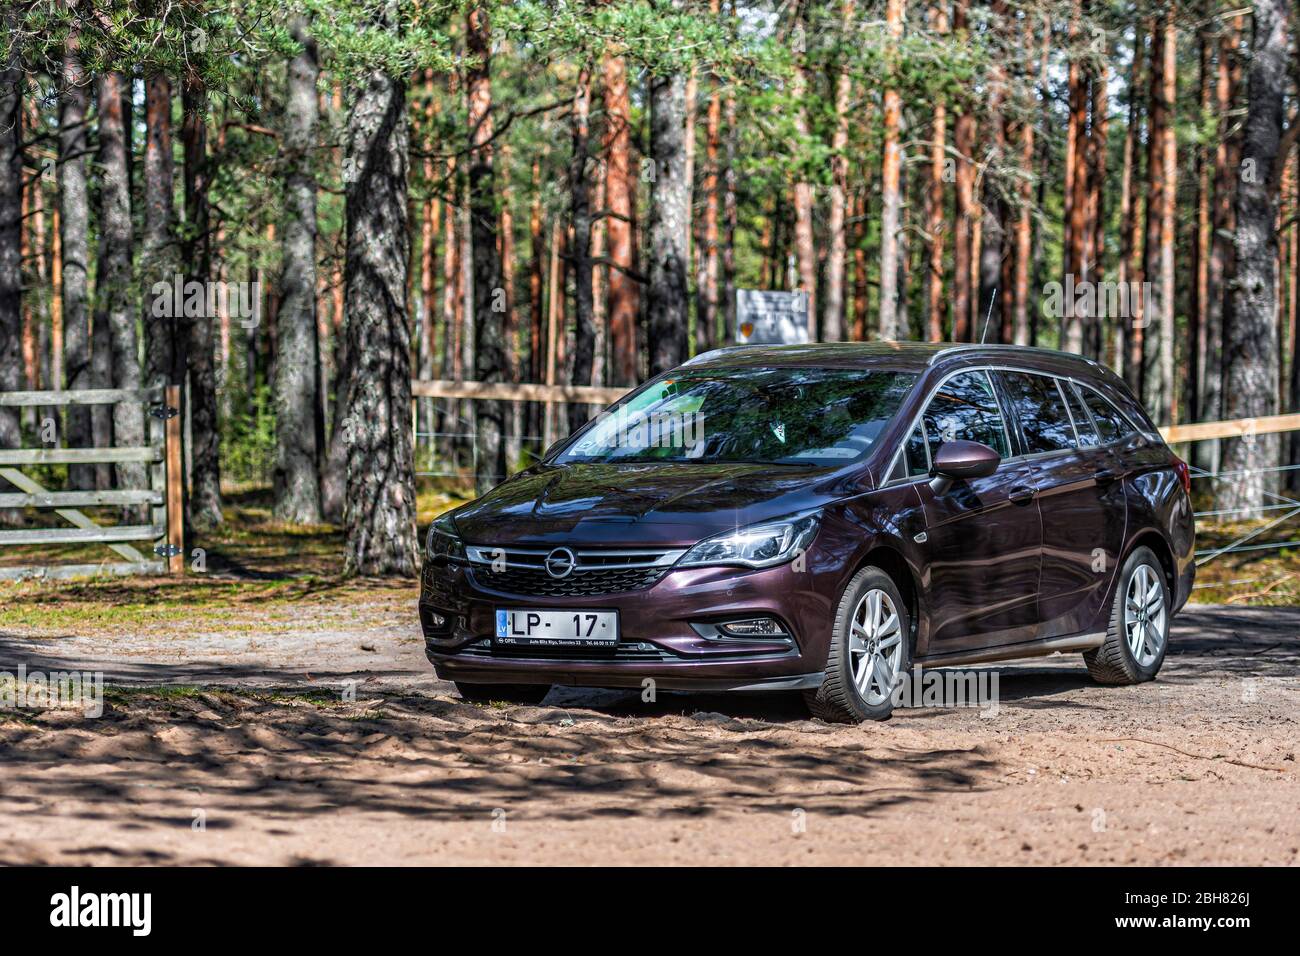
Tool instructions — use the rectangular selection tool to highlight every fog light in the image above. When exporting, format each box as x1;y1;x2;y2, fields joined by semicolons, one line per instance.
718;617;788;638
421;606;451;635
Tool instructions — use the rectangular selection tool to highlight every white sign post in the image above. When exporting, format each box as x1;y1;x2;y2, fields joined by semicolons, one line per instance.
735;290;810;345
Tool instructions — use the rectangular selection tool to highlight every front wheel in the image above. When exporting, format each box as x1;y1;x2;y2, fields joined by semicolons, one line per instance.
1083;546;1169;685
804;567;910;723
454;681;552;705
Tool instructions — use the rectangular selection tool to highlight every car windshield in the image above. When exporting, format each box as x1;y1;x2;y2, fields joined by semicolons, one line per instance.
556;367;918;466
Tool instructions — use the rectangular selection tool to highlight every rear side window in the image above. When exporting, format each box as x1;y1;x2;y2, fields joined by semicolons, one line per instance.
922;371;1010;459
998;372;1076;454
1078;385;1133;444
1063;382;1100;446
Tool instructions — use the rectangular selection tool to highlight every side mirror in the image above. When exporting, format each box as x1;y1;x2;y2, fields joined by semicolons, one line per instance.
929;440;1000;494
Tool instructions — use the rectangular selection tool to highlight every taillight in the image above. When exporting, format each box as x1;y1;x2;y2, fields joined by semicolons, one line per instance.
1174;457;1191;495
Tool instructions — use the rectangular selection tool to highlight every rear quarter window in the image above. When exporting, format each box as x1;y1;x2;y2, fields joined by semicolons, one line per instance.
1098;381;1161;437
1078;384;1133;444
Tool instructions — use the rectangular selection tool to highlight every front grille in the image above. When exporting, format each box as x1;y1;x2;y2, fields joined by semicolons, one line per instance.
471;564;666;596
464;545;685;598
453;638;678;663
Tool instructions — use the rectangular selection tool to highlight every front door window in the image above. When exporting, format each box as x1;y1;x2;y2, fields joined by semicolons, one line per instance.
921;370;1011;459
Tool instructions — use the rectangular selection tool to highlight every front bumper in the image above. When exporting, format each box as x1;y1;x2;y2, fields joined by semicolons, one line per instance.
418;556;834;691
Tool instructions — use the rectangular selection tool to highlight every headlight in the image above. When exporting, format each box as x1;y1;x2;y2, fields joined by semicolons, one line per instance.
426;513;466;562
677;512;820;569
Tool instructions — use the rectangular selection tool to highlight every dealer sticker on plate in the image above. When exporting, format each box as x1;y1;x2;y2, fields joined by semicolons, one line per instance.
494;608;619;648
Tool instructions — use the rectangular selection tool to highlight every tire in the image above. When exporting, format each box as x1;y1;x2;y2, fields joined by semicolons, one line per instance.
804;566;911;723
454;681;552;705
1083;545;1169;685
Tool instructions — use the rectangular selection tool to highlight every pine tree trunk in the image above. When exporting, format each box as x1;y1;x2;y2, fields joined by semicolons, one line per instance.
878;0;905;340
88;79;114;495
896;153;912;340
721;34;739;345
1291;154;1300;491
790;18;816;337
499;142;518;386
142;75;177;392
320;331;350;524
501;141;520;469
19;178;35;418
822;0;855;342
1141;18;1166;418
94;72;147;515
1011;11;1039;347
601;54;639;386
978;1;1008;344
274;19;323;523
1063;13;1088;354
698;25;723;349
1140;9;1177;423
1155;9;1178;424
182;76;223;531
1188;32;1211;425
567;67;595;435
1127;25;1152;394
852;186;869;340
1029;25;1051;348
1221;0;1289;518
59;40;94;489
925;4;948;342
1117;22;1144;378
0;26;21;479
588;149;606;389
647;67;690;374
417;70;439;450
951;0;974;342
1085;57;1108;361
341;23;418;576
438;121;462;469
1062;11;1079;308
467;5;507;489
1203;16;1243;470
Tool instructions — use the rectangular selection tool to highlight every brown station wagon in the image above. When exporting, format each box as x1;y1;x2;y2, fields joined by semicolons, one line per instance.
419;343;1195;723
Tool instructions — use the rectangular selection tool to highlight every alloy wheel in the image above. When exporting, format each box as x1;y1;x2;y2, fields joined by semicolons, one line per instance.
848;588;904;706
1123;563;1166;668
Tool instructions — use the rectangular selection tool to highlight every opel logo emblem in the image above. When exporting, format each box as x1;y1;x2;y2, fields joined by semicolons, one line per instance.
544;547;576;579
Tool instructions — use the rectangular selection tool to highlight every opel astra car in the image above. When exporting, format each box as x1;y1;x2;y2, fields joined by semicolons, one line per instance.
419;343;1195;723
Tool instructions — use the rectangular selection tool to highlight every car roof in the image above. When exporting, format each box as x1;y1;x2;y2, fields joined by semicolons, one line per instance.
680;341;1112;378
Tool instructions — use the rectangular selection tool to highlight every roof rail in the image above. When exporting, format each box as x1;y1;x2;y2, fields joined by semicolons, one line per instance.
926;343;1104;368
679;345;756;367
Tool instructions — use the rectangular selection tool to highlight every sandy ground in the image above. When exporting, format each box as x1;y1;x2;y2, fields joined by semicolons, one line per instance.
0;597;1296;866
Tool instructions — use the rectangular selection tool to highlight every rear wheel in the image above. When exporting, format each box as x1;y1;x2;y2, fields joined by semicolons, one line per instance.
804;567;910;723
1083;546;1169;685
454;681;552;705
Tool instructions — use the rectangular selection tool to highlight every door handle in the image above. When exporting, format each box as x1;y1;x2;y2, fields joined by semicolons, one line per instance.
1008;486;1036;505
1095;468;1119;485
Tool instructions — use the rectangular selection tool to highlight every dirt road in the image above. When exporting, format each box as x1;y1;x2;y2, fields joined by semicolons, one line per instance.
0;597;1295;865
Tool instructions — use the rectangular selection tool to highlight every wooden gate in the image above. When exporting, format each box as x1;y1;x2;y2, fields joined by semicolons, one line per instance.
0;386;184;580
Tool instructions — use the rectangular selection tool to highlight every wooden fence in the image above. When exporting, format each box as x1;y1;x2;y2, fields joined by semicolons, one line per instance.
1159;412;1300;445
0;386;184;580
411;379;628;405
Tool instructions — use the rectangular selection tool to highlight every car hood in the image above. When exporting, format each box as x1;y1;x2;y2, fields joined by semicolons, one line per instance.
450;461;850;548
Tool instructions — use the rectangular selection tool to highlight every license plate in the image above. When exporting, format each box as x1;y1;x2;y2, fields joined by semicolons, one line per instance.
494;609;619;648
